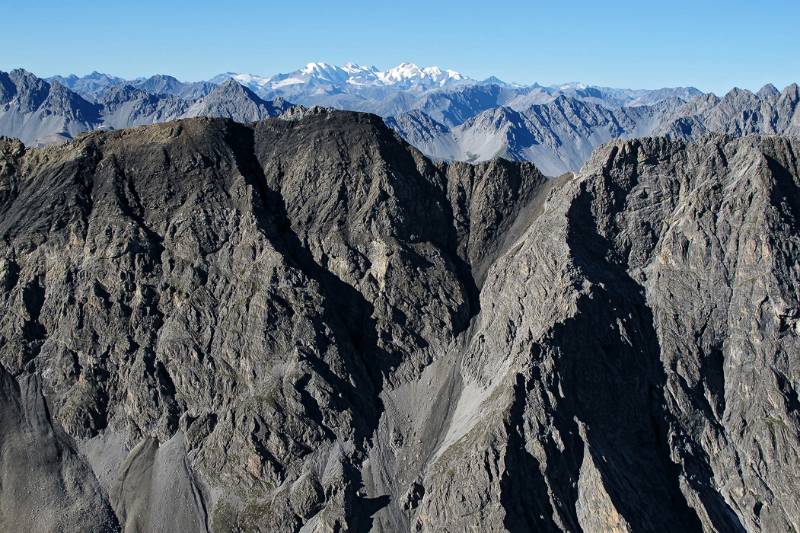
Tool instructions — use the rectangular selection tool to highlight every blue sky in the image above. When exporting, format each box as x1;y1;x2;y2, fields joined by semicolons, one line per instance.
2;0;797;94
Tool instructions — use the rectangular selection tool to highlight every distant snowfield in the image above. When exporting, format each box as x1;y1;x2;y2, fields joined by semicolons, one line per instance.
217;62;474;94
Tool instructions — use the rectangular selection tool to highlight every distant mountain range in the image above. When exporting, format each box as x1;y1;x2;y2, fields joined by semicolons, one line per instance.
0;70;291;145
387;84;800;175
207;63;704;118
1;63;798;174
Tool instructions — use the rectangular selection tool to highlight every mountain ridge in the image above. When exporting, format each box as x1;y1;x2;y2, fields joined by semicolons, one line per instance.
49;62;703;109
1;113;798;531
4;67;799;176
0;70;294;146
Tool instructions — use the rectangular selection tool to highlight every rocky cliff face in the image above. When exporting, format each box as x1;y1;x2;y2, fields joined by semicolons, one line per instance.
183;80;293;123
0;111;798;532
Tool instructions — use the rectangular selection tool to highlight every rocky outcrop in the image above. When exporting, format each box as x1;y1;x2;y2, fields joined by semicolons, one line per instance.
0;112;798;532
98;85;189;130
130;74;215;101
9;67;800;180
0;69;103;145
408;134;800;532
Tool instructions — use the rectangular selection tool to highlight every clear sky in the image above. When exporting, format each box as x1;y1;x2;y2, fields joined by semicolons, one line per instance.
2;0;797;94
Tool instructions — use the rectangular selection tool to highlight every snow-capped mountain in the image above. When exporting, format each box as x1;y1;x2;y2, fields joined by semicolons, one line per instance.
208;63;705;119
212;62;472;96
7;66;799;179
50;63;703;120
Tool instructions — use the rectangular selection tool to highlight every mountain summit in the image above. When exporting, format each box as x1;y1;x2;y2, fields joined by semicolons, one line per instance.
213;61;472;95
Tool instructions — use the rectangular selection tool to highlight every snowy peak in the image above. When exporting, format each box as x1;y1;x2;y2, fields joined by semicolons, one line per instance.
377;62;467;88
300;62;349;78
214;62;472;95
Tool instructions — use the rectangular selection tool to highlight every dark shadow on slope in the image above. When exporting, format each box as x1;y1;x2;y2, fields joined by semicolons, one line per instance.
498;344;586;531
225;121;394;530
20;276;47;367
375;118;483;331
501;372;568;533
765;154;800;232
550;181;738;531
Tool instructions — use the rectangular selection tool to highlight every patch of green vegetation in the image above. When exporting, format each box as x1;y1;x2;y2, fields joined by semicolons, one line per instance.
240;499;274;530
211;501;238;533
765;415;789;433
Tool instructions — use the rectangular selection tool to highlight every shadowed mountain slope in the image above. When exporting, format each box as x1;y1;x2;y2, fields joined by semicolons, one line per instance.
0;112;798;532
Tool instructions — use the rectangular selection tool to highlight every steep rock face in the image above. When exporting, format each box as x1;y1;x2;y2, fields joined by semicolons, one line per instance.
131;74;215;100
388;84;800;175
0;70;292;146
407;135;800;532
0;113;798;533
98;85;190;129
0;112;547;532
49;72;126;102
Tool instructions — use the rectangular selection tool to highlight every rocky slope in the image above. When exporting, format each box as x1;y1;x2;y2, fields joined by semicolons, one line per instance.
183;80;292;123
211;63;700;118
0;112;799;532
50;73;215;102
49;71;126;101
97;85;189;130
16;68;800;179
129;74;215;101
50;66;702;129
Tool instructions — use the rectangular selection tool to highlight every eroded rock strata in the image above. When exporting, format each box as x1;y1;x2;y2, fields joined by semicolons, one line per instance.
0;111;798;532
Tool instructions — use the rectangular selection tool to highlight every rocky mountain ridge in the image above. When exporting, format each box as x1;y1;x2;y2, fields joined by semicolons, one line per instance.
56;64;701;117
0;70;292;146
52;72;215;102
3;66;800;175
388;84;800;174
0;111;798;532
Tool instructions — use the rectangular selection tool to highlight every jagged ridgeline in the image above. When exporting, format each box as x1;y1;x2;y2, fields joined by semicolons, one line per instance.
0;110;799;532
4;67;799;178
